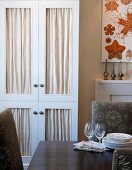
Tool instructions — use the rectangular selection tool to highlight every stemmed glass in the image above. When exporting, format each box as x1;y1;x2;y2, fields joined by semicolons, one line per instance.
84;122;94;141
95;123;105;143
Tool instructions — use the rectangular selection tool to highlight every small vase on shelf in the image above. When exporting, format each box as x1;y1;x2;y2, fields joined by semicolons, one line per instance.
118;72;124;80
111;63;116;80
118;61;124;80
103;59;108;80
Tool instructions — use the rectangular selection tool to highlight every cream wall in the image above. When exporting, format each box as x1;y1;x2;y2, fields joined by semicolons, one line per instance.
78;0;132;140
78;0;103;140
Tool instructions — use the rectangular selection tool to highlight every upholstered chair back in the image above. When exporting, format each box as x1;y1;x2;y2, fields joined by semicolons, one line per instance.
91;101;132;140
0;109;23;170
112;148;132;170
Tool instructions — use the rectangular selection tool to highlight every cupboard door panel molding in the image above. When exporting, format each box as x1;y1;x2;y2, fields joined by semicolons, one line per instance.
39;0;79;102
0;1;39;102
38;101;78;141
0;0;79;102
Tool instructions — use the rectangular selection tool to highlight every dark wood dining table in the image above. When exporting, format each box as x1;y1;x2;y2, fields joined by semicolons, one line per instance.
28;141;113;170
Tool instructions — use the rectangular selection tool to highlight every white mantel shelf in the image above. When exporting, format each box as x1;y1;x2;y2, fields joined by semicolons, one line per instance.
96;79;132;84
95;79;132;102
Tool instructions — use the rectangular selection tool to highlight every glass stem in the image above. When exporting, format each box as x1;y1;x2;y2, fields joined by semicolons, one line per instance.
99;138;101;143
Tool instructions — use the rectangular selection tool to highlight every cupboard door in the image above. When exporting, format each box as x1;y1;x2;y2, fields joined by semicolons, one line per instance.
39;0;79;102
0;1;38;102
0;101;38;167
38;102;78;141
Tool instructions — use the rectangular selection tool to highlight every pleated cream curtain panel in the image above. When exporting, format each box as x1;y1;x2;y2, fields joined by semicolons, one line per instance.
45;109;71;141
12;108;31;156
45;8;72;141
46;8;72;94
6;8;31;94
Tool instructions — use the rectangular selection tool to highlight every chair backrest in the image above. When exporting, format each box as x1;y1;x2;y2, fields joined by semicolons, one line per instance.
0;109;23;170
91;101;132;139
112;148;132;170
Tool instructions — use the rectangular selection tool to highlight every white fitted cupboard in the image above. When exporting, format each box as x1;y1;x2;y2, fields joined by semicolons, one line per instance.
0;0;79;168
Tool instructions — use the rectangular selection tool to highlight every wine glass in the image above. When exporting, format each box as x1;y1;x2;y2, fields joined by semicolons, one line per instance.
95;123;105;143
84;122;94;141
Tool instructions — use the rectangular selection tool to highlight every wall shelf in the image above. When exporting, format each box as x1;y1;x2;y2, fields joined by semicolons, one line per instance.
95;79;132;102
96;79;132;83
